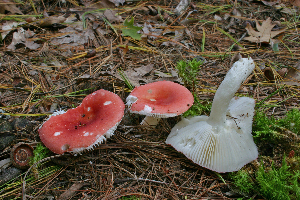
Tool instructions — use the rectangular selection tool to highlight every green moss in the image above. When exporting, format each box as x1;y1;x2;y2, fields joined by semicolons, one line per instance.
256;157;300;200
231;170;255;194
252;108;300;143
182;93;211;117
231;156;300;200
277;108;300;134
252;110;281;143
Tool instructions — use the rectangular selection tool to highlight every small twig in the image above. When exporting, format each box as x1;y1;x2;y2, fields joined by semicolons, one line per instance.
114;178;166;185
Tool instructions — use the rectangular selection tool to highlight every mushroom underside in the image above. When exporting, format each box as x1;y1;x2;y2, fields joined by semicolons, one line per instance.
166;97;258;173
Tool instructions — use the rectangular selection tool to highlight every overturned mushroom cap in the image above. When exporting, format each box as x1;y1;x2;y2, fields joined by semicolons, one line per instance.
126;81;194;118
166;58;258;173
39;89;125;154
166;97;257;173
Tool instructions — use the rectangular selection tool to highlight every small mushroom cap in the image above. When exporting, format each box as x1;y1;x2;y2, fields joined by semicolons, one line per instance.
126;81;194;118
39;89;125;154
166;97;258;173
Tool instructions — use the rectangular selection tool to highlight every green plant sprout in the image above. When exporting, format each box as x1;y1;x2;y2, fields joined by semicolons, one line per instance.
176;59;202;89
231;156;300;200
121;17;143;40
175;59;211;117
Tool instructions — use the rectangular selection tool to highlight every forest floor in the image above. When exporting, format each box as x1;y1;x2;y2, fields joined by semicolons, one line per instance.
0;0;300;199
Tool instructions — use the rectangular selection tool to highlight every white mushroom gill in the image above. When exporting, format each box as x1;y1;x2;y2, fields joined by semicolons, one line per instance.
166;58;258;173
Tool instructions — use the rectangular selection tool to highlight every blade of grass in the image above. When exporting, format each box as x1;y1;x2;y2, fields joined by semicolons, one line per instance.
202;28;205;52
118;68;134;90
216;27;244;48
28;0;37;14
82;9;106;29
102;17;118;36
256;85;285;108
280;39;294;58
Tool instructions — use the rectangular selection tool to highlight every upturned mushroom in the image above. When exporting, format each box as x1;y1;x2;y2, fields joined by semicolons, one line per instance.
39;89;125;154
166;58;258;173
126;81;194;127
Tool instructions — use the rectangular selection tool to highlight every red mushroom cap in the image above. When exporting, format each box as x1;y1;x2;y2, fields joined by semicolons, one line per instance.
39;89;125;154
126;81;194;118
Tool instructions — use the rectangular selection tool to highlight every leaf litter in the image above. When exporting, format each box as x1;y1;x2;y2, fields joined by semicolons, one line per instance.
0;0;300;199
244;17;286;43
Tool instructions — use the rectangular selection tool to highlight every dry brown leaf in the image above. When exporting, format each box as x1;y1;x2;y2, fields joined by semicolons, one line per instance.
51;27;95;48
282;61;300;86
292;0;300;7
109;0;125;6
39;16;66;28
7;28;40;50
103;9;123;23
261;0;280;6
244;17;285;43
113;65;154;87
0;0;23;14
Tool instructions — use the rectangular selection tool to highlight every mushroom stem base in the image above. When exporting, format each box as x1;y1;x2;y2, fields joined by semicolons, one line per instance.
141;116;161;126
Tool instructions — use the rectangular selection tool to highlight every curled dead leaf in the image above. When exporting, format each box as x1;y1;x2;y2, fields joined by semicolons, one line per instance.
0;0;23;14
39;16;66;28
282;61;300;86
292;0;300;7
7;28;40;50
264;67;287;81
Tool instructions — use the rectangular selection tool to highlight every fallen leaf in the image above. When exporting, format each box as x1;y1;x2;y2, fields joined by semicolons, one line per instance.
121;17;143;40
83;0;115;8
39;16;66;28
103;9;123;23
174;0;190;16
292;0;300;7
282;61;300;86
0;0;23;14
264;67;287;81
7;28;40;50
113;65;154;87
51;27;95;47
142;22;163;39
261;0;280;6
1;21;25;39
109;0;125;7
244;17;285;43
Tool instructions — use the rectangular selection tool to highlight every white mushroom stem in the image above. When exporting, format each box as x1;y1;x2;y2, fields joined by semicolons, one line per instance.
141;116;161;126
208;58;255;127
